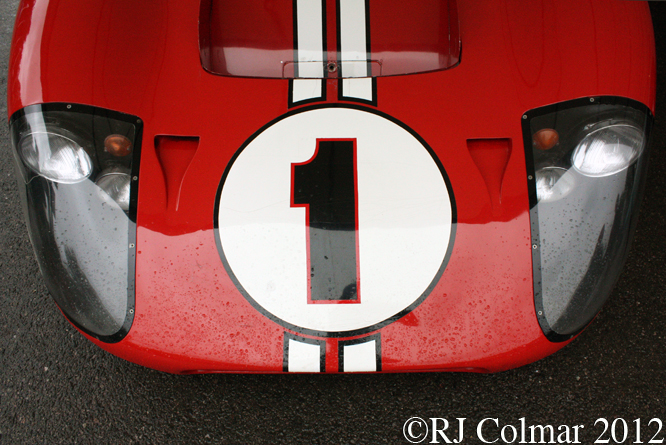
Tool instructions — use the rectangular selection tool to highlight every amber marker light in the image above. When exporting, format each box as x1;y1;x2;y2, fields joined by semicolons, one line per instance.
533;128;559;151
104;134;132;157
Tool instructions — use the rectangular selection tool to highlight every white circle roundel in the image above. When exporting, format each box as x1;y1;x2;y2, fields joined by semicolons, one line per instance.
216;106;454;336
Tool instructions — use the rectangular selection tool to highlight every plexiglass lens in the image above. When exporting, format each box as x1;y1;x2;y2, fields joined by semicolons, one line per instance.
19;131;92;183
10;104;140;340
527;99;651;340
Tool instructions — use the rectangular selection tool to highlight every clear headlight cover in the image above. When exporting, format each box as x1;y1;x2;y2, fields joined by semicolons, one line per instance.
9;104;142;342
523;97;652;341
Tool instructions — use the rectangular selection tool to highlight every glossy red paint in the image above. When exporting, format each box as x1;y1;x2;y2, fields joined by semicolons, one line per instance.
7;0;656;373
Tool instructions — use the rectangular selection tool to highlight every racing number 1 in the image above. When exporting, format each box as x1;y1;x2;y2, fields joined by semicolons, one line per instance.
292;139;359;303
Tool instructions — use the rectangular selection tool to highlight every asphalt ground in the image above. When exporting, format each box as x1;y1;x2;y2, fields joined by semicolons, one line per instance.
1;2;666;444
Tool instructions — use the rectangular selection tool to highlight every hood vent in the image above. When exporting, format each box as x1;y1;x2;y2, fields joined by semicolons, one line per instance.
200;0;460;79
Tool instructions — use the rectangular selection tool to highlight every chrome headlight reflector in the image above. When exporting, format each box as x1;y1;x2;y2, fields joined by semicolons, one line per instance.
524;97;652;341
535;167;575;203
19;130;93;183
9;104;142;342
96;167;132;211
571;123;644;177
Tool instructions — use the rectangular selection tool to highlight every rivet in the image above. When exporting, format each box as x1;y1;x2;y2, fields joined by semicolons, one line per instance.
129;243;135;249
132;176;138;181
528;175;533;180
129;309;134;314
590;98;595;103
538;311;543;316
532;244;538;249
66;104;72;109
137;119;142;124
522;115;527;120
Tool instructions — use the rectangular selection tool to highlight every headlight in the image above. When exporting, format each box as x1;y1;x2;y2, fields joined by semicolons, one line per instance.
523;97;652;341
535;167;574;203
9;104;142;342
571;123;644;177
96;167;132;211
18;129;93;183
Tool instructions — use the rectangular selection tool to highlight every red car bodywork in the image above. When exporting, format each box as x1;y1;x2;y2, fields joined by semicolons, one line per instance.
8;0;656;373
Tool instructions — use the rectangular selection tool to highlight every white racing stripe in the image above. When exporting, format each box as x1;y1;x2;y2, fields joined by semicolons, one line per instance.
339;0;374;103
341;77;374;102
291;0;325;105
291;0;375;105
283;0;380;373
341;335;380;372
292;78;324;103
338;0;368;77
285;334;325;372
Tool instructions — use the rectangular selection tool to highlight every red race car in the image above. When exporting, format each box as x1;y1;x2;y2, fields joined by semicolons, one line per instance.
7;0;655;373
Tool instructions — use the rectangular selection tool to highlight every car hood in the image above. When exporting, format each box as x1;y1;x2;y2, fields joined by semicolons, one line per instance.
7;0;656;373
